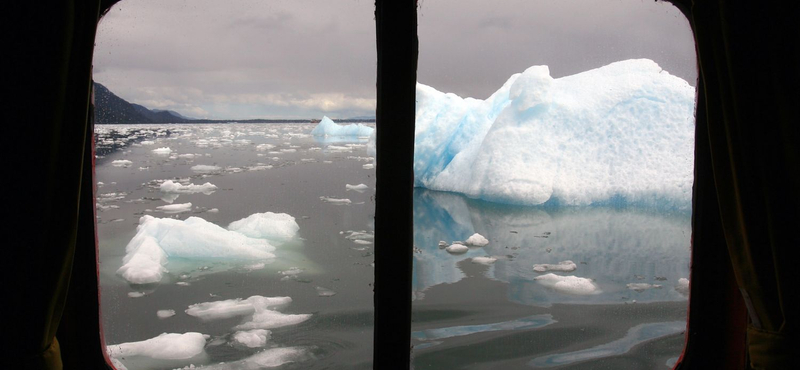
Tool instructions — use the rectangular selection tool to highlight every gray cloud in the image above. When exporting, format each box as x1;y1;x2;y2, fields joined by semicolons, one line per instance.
94;0;695;119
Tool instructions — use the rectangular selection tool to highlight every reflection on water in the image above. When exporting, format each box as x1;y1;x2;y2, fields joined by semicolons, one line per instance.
412;314;556;349
528;321;685;367
413;188;691;306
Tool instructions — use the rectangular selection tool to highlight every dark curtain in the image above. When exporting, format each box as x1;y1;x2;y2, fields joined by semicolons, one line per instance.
2;1;102;369
690;1;799;368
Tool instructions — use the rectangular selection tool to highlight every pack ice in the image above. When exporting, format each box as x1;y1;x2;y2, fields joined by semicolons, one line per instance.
414;59;695;209
117;213;299;284
311;116;374;137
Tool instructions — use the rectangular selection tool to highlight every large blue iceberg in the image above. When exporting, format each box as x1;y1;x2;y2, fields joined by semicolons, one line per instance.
414;59;696;209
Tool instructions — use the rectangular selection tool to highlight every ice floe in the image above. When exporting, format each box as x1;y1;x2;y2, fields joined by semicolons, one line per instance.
155;202;193;214
465;233;489;247
191;165;222;173
157;309;176;319
117;213;295;284
346;183;370;192
534;273;601;295
232;329;271;348
471;256;498;265
320;196;351;204
533;260;578;273
107;332;209;369
160;180;218;194
112;159;133;167
152;147;172;155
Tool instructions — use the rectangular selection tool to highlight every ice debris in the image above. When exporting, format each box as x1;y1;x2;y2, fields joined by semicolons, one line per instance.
232;329;271;348
465;233;489;247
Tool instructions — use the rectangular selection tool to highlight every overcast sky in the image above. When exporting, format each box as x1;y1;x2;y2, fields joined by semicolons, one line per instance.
94;0;696;120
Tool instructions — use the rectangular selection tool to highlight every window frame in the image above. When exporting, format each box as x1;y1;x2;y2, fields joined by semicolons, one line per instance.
65;0;750;369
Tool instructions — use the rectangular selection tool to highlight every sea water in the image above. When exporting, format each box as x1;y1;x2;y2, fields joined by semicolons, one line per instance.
96;123;688;370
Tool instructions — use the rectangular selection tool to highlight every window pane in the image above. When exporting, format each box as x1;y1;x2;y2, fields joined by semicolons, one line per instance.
412;0;696;368
94;1;376;369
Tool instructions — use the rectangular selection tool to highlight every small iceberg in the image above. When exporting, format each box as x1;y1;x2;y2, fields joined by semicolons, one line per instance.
534;273;601;295
311;116;374;137
533;260;578;273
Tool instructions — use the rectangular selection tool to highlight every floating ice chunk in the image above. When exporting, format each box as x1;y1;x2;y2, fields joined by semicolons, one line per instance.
311;116;374;137
157;309;176;319
533;260;578;272
465;233;489;247
534;273;601;295
227;212;299;242
198;347;308;370
256;144;276;151
345;231;374;241
191;165;222;173
156;202;193;214
627;283;663;292
117;215;279;284
316;286;337;297
362;163;374;169
675;278;690;296
280;267;303;276
152;147;172;155
353;240;372;245
346;183;370;192
160;180;218;194
234;309;311;330
112;159;133;167
207;208;219;213
232;329;271;348
445;244;469;254
471;256;497;265
320;196;351;204
248;165;273;171
141;140;155;145
185;296;292;321
414;59;695;209
128;291;146;298
177;153;196;159
107;332;208;365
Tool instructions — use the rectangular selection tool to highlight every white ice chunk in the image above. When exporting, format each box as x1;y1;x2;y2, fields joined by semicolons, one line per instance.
157;309;176;319
320;196;351;204
198;347;308;369
185;296;292;321
445;244;469;254
315;286;337;297
112;159;133;167
232;329;271;348
534;273;601;295
311;116;374;137
117;215;278;284
156;202;193;214
227;212;299;242
471;256;498;265
191;165;222;173
465;233;489;247
627;283;663;292
346;183;370;192
533;260;578;273
160;180;218;194
107;332;208;362
675;278;690;296
152;147;172;155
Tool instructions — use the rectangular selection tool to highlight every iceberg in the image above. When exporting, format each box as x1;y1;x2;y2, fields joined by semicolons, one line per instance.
311;116;374;137
413;59;695;209
160;180;218;194
117;213;298;284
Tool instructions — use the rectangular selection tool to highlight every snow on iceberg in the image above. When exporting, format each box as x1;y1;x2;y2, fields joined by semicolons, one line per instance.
311;116;374;137
414;59;695;209
117;214;298;284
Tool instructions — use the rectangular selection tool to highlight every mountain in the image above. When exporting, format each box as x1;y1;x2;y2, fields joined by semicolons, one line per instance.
94;82;190;124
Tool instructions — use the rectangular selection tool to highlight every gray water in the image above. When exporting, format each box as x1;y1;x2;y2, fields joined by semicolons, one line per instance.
96;123;689;370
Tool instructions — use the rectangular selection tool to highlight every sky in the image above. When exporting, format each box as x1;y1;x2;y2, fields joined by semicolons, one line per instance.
94;0;696;120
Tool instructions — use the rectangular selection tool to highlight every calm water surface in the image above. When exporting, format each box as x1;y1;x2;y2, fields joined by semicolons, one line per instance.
96;123;688;370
